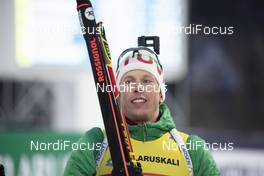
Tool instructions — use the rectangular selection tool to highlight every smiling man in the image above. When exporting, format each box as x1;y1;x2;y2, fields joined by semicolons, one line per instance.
119;70;161;123
64;47;220;176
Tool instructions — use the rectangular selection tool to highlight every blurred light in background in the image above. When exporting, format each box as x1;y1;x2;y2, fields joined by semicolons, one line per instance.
15;0;88;67
15;0;187;81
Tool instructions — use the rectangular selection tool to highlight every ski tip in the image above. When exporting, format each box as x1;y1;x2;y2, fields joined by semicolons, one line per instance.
76;0;91;8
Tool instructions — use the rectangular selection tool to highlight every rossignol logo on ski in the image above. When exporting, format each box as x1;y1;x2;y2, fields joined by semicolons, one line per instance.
90;37;104;82
84;7;95;20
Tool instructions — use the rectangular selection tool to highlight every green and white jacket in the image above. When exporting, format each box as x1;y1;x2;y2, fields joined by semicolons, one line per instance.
64;104;220;176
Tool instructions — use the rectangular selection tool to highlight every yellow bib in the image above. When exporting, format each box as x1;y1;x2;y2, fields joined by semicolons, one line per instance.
96;131;190;176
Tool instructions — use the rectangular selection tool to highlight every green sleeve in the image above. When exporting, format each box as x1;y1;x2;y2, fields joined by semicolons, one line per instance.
63;127;104;176
187;135;220;176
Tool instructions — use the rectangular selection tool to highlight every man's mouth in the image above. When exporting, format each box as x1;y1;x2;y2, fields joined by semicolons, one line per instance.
131;97;147;104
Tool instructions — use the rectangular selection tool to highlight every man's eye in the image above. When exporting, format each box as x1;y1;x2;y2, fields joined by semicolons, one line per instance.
125;80;132;84
143;79;153;84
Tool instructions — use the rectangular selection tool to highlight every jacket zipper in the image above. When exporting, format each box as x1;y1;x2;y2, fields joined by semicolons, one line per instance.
142;123;147;142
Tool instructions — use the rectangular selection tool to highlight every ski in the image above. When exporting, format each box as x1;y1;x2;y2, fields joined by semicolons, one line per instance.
76;0;142;175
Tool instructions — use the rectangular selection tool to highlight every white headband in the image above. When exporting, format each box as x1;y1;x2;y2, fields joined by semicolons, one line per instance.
116;48;166;102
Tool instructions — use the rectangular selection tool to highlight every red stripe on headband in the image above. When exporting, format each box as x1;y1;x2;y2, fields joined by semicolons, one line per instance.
137;57;153;64
77;3;90;9
124;59;129;66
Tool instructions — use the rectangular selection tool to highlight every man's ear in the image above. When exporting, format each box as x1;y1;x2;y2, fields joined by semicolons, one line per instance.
159;92;163;104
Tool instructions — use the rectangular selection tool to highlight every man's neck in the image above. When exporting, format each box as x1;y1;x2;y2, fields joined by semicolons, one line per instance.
126;116;159;125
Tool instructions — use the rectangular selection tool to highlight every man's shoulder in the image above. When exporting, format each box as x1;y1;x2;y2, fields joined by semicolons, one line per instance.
177;131;209;158
186;134;206;145
177;130;190;143
184;133;208;152
81;127;104;143
63;127;104;175
183;134;221;176
177;131;209;147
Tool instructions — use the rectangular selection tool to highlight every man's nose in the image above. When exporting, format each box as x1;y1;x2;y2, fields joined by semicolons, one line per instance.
133;82;144;93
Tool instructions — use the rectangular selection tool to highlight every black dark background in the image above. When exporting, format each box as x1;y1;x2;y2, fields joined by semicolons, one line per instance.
189;0;264;131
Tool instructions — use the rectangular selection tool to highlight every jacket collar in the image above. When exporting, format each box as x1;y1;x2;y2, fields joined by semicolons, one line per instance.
127;103;176;141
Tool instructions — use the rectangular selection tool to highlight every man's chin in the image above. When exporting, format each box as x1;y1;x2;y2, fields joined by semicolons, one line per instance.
130;112;150;121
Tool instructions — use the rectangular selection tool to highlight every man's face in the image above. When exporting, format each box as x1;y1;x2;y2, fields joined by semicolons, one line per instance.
119;70;161;122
